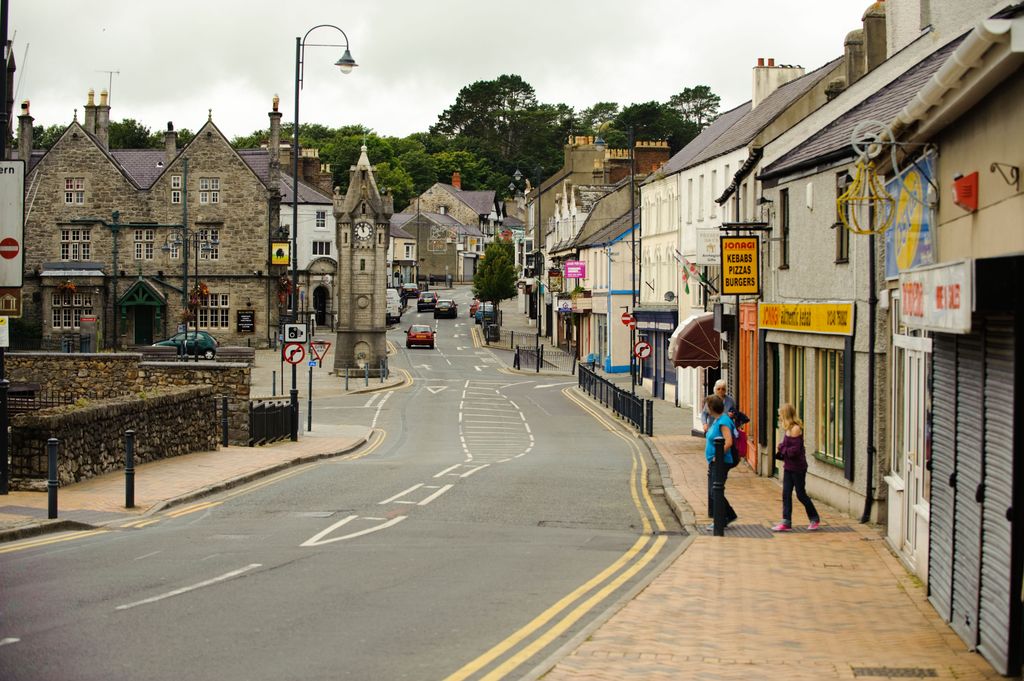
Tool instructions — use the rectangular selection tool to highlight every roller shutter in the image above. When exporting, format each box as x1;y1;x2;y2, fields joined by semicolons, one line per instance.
928;334;957;622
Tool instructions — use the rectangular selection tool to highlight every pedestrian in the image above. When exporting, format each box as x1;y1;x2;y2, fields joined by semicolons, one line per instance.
704;393;738;529
702;379;737;433
771;403;821;532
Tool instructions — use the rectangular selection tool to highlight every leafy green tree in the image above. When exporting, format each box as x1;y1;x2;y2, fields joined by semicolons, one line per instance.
430;150;493;190
473;238;517;311
28;123;66;150
611;102;698;154
109;118;160;149
577;102;619;135
373;161;415;210
668;85;721;130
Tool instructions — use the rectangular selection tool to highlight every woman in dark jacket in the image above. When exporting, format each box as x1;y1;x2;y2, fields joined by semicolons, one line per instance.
772;403;821;532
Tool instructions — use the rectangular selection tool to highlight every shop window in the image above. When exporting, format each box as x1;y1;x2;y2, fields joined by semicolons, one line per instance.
51;292;93;329
815;348;845;463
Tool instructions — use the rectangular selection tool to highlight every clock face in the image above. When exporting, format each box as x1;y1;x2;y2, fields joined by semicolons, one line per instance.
354;222;373;241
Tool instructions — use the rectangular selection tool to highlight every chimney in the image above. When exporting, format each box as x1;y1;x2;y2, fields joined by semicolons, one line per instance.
268;95;282;193
451;171;461;190
18;100;33;163
863;2;887;73
84;89;97;134
844;29;867;86
95;89;111;149
752;57;805;109
164;121;177;165
825;77;847;101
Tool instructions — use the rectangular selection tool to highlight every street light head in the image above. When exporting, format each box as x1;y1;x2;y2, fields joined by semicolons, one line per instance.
335;49;357;74
513;169;523;183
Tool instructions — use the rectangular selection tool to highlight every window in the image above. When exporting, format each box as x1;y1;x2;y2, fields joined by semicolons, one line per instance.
198;228;220;260
779;188;790;268
51;292;93;329
698;175;705;220
359;258;366;271
312;241;331;256
64;177;85;204
784;344;805;419
167;240;181;260
134;229;155;260
815;348;844;463
404;244;413;259
199;177;220;204
686;179;693;223
198;292;229;329
710;170;717;218
315;211;327;229
60;229;91;261
171;175;182;204
835;173;850;263
438;205;448;215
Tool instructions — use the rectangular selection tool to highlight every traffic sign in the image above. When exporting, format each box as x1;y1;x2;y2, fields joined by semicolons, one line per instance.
309;340;331;361
283;342;306;365
283;323;307;343
633;340;652;359
620;312;636;329
0;161;25;289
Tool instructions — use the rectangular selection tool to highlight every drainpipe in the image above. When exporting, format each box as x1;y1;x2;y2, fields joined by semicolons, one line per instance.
861;232;877;523
606;244;613;371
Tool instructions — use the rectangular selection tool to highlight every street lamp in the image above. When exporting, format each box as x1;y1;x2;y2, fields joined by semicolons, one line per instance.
291;24;357;441
164;230;218;362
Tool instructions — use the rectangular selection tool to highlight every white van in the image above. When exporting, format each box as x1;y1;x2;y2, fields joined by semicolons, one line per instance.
386;288;402;324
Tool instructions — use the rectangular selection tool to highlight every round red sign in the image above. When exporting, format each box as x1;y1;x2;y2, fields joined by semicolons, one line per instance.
0;237;19;260
620;312;636;328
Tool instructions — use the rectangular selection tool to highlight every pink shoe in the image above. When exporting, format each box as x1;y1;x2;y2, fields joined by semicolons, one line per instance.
770;522;792;532
807;520;821;531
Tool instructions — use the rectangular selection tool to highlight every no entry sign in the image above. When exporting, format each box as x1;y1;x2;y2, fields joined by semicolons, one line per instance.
0;161;25;288
0;237;19;259
620;312;636;329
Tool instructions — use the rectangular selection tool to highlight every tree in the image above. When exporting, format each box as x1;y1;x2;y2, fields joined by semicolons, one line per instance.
668;85;721;131
28;124;66;150
373;161;414;211
611;101;698;154
473;238;517;312
108;118;159;149
577;102;619;136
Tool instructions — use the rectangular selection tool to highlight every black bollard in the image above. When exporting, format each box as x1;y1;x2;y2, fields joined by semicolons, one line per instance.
125;429;135;508
47;437;59;519
712;436;726;536
272;370;276;397
345;367;349;391
307;365;313;432
221;396;229;446
364;363;369;387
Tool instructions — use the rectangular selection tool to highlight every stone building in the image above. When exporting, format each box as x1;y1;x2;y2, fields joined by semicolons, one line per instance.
16;92;296;350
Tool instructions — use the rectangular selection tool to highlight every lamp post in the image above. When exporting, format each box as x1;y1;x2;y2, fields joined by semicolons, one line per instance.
165;229;218;361
291;24;356;441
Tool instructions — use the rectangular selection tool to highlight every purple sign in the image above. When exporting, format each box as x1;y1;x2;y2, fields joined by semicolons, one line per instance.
564;260;586;279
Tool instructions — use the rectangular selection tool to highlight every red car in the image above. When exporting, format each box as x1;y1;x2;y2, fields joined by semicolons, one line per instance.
406;324;436;349
469;299;481;318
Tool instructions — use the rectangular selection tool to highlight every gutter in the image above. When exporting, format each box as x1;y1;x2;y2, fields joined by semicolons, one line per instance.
716;148;763;205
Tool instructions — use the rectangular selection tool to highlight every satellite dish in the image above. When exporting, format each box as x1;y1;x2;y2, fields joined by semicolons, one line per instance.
664;291;676;302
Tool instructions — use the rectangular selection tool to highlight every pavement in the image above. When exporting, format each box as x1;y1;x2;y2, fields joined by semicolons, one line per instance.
0;309;1003;680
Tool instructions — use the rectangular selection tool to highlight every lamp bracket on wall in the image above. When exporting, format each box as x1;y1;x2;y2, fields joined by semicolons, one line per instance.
989;162;1020;192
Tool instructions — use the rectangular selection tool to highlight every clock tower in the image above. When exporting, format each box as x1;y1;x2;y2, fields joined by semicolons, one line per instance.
334;145;394;375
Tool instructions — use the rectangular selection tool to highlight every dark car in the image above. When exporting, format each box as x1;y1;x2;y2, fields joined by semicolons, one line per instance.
433;299;458;319
399;283;420;302
474;302;496;325
406;324;436;349
153;330;219;359
417;291;439;312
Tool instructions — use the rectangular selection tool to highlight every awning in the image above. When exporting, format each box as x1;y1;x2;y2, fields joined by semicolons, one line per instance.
670;312;720;368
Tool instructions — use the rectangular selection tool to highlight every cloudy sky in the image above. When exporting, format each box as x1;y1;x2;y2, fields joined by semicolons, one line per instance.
11;1;871;141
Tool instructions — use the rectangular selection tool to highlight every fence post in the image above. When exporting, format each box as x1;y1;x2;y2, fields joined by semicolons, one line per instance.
272;370;276;397
364;363;369;387
221;396;229;446
536;345;542;373
646;400;654;436
47;437;59;519
380;359;385;383
345;367;349;391
124;430;135;508
712;436;726;536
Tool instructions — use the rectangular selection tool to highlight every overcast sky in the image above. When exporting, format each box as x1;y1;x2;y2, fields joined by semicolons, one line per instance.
11;1;871;141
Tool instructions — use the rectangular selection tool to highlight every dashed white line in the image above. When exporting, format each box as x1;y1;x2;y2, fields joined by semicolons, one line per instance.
418;484;454;506
434;464;462;478
0;638;20;647
116;564;262;611
460;465;489;478
379;483;423;505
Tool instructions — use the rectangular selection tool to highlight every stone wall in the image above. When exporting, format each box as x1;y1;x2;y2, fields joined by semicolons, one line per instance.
9;385;218;487
6;352;251;444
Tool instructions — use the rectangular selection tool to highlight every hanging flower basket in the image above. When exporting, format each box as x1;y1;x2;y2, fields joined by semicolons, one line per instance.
178;308;196;323
188;281;210;307
277;275;292;294
57;280;77;295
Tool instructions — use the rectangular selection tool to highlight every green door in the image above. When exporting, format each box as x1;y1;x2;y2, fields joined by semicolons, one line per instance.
134;307;154;345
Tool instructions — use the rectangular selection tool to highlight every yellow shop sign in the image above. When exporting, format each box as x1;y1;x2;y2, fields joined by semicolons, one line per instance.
758;302;854;336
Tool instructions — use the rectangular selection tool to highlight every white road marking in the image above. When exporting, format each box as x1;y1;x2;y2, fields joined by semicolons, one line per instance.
418;484;454;506
364;394;381;408
371;392;392;428
434;464;462;478
535;381;576;389
0;638;20;647
133;551;162;561
115;564;262;611
379;483;423;504
460;465;489;478
426;386;447;394
301;515;407;547
474;365;484;372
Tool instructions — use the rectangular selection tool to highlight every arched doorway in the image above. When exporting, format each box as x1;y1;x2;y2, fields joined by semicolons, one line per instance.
313;285;329;329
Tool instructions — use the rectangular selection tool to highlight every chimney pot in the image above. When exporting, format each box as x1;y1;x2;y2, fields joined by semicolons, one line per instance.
757;57;764;66
768;58;775;67
452;171;462;190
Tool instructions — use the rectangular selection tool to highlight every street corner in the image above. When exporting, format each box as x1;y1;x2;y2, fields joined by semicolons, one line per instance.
340;367;411;394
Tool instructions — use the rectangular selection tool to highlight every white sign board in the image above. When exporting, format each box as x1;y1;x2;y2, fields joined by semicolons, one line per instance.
0;161;25;288
899;260;973;334
694;228;721;265
0;316;8;347
283;323;307;343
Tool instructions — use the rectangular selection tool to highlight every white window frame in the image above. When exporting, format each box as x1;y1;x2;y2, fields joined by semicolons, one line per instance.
134;229;155;260
315;211;327;229
64;177;85;205
60;228;91;261
51;292;93;329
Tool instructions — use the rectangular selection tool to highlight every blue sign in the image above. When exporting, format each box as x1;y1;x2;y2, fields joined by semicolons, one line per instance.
885;155;936;279
308;360;317;367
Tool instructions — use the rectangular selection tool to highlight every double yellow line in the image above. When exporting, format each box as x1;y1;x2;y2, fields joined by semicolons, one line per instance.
443;388;668;680
0;528;109;555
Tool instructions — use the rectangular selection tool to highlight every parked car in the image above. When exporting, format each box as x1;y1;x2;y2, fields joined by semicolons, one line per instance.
474;302;496;325
468;298;481;318
399;283;420;302
417;291;439;312
434;299;458;319
406;324;436;349
153;330;219;359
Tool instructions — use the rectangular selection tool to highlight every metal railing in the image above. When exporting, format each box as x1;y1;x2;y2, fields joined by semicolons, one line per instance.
7;389;79;414
249;398;291;446
578;363;653;435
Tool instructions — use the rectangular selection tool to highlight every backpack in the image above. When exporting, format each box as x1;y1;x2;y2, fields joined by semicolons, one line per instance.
730;427;747;468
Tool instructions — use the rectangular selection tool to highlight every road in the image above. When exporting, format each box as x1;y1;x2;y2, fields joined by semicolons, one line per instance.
0;289;684;681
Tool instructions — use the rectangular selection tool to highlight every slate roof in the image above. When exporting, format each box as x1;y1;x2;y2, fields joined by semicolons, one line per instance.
683;57;844;171
573;210;634;248
279;174;333;204
645;102;751;184
761;36;965;180
438;184;497;216
238;149;271;185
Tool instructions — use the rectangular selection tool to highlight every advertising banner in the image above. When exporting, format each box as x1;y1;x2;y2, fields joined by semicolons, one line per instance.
564;260;586;278
885;154;936;279
899;260;972;334
720;236;759;295
759;302;854;336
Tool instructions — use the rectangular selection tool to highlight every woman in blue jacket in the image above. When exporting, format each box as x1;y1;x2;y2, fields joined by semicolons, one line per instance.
704;393;738;529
